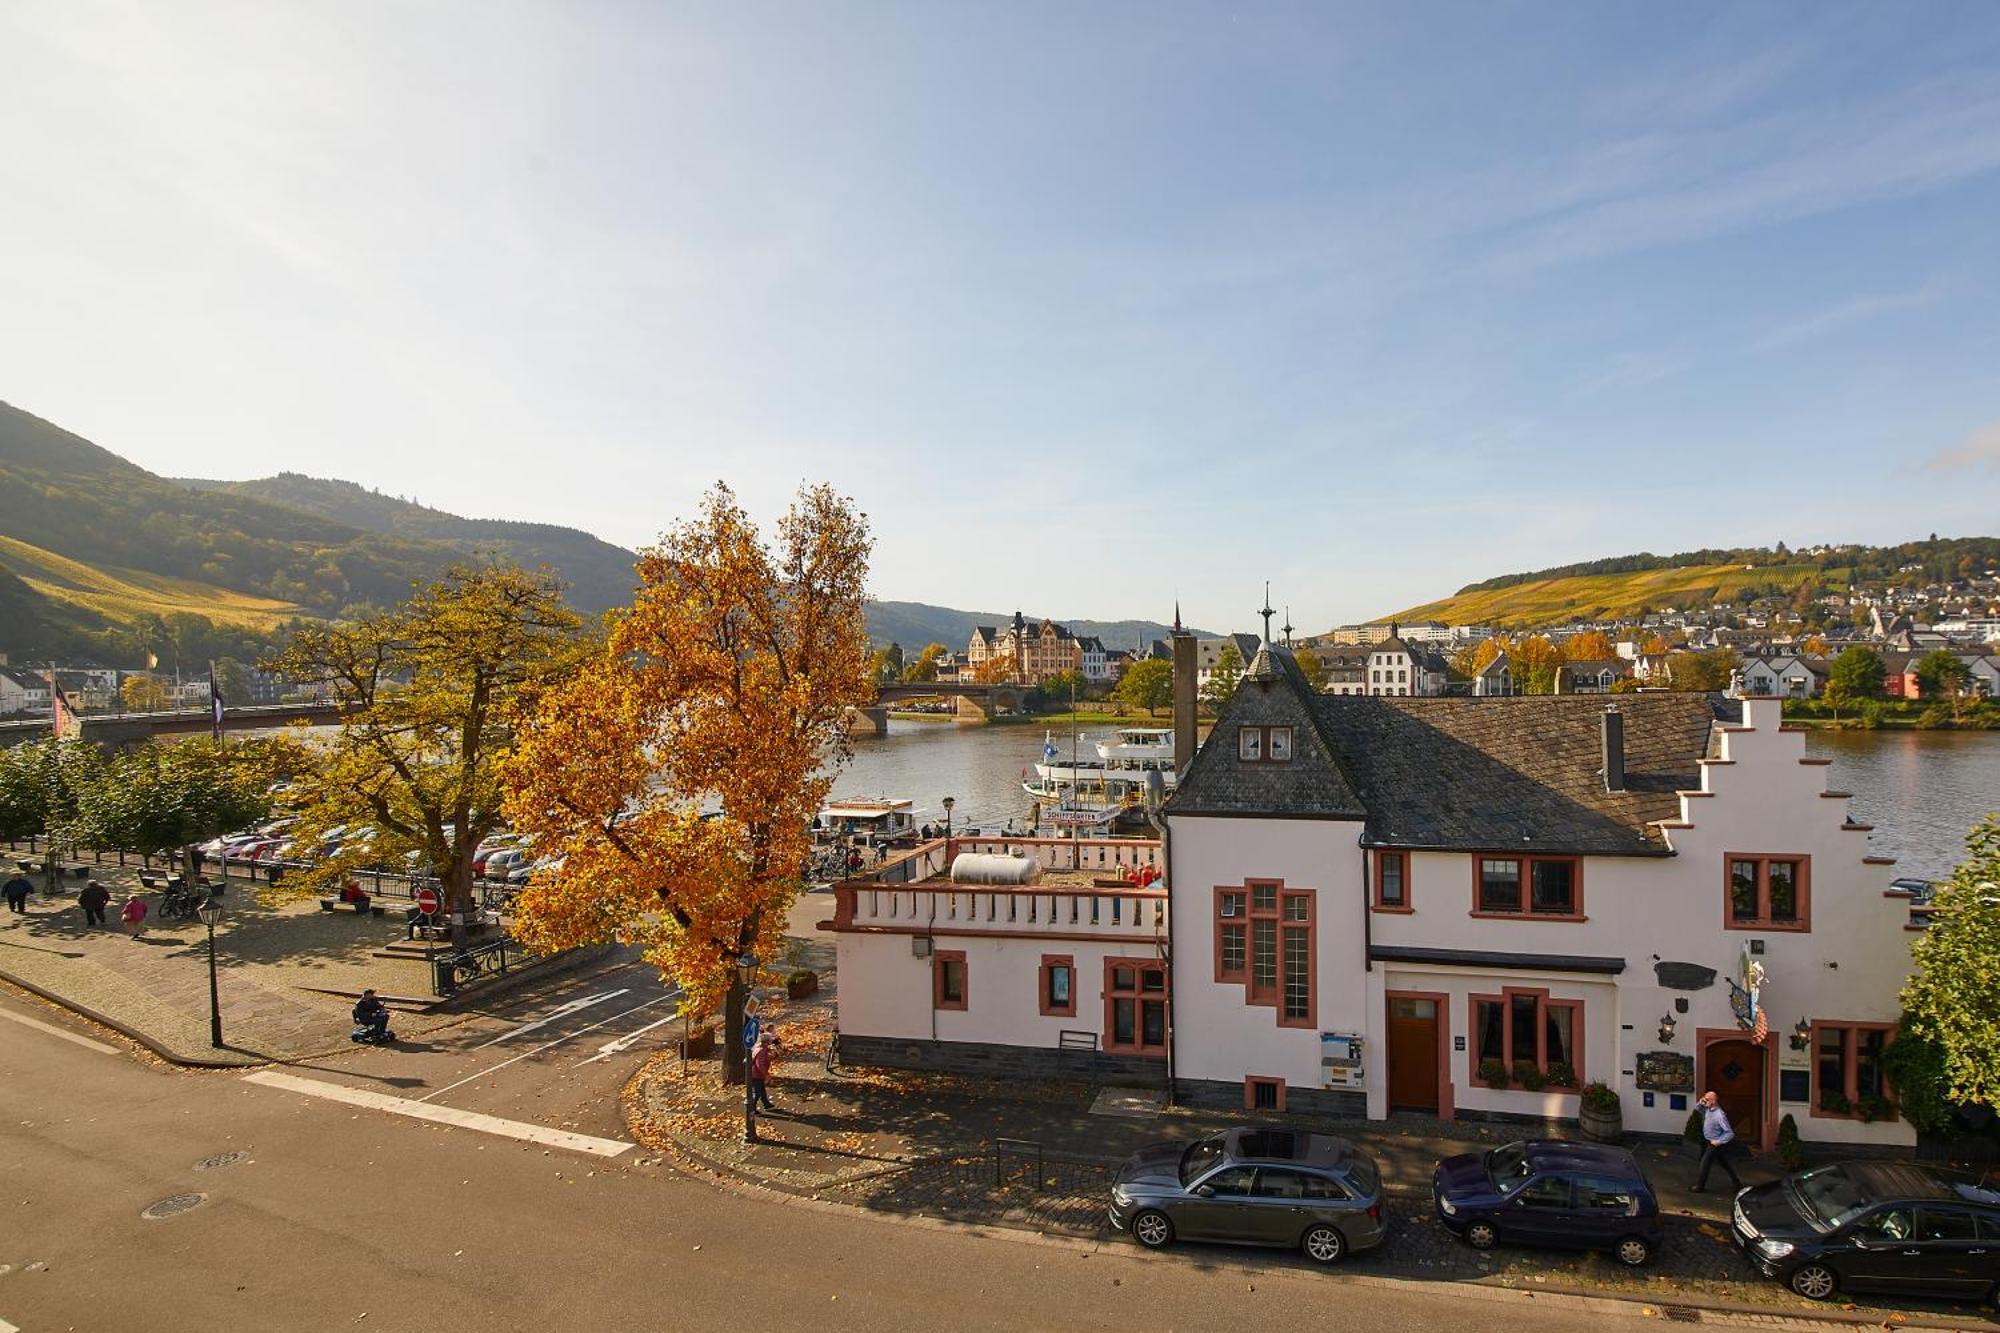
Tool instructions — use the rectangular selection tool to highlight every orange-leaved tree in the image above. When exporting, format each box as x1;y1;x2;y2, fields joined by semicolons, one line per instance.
1562;630;1617;662
503;482;871;1082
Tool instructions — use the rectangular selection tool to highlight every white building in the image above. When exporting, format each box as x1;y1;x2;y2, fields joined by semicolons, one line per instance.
0;668;51;717
825;647;1918;1150
1078;636;1114;682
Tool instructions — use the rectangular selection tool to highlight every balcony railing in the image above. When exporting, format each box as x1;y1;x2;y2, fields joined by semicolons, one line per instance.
831;881;1167;938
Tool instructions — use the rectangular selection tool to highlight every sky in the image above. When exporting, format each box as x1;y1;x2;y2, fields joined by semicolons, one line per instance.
4;2;2000;634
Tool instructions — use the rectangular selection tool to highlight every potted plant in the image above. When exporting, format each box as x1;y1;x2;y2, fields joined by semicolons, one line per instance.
786;968;819;1000
1776;1113;1806;1170
1545;1061;1578;1090
1856;1092;1894;1123
1819;1089;1852;1116
1513;1059;1546;1092
1578;1081;1622;1142
1683;1105;1707;1153
1478;1057;1511;1089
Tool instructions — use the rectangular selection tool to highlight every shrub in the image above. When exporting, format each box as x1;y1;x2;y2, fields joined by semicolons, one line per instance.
1513;1060;1547;1091
786;969;817;986
1545;1061;1578;1089
1580;1081;1620;1114
1683;1107;1707;1141
1776;1113;1806;1170
1857;1092;1895;1124
1478;1057;1510;1088
1880;1028;1952;1135
1820;1089;1852;1115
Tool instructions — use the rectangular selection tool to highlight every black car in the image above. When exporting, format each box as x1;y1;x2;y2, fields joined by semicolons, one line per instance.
1109;1127;1388;1264
1432;1140;1664;1267
1731;1160;2000;1302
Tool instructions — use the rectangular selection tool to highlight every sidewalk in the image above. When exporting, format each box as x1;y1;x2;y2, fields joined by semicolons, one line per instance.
631;964;1981;1326
0;865;459;1064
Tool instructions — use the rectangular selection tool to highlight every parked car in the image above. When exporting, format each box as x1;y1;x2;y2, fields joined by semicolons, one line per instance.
1109;1127;1386;1264
1731;1160;2000;1302
483;848;532;881
1432;1140;1663;1267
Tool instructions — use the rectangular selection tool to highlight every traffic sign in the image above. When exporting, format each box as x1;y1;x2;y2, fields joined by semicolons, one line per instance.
415;886;441;915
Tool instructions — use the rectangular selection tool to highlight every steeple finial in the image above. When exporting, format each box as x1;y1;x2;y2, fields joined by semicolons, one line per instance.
1173;601;1182;634
1282;605;1294;648
1259;582;1275;645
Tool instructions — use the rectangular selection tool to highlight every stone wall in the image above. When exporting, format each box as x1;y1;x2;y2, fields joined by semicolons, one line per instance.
1172;1077;1367;1119
838;1033;1165;1085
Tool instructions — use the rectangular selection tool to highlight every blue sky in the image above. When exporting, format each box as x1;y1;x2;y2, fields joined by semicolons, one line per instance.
4;3;1999;633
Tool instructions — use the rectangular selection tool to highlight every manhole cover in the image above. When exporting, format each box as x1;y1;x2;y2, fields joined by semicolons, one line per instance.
140;1192;207;1220
194;1151;249;1171
1661;1306;1701;1323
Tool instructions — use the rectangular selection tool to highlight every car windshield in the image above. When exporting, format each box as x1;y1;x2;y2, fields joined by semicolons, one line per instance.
1344;1153;1380;1198
1486;1143;1533;1193
1179;1137;1227;1187
1790;1165;1872;1231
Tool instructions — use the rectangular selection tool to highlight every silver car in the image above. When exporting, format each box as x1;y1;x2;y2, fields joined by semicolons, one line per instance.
1109;1127;1387;1264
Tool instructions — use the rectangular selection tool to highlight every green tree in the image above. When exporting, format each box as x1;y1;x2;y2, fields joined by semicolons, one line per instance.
1914;650;1974;720
1294;649;1327;691
213;656;253;705
865;646;901;686
1114;658;1173;716
0;738;105;894
1824;646;1886;715
1513;635;1564;694
266;565;585;949
121;674;169;713
1202;644;1243;711
901;643;948;683
76;738;275;880
1665;647;1740;692
1900;815;2000;1109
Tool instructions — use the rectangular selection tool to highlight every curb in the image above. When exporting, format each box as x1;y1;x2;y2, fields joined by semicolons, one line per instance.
0;963;266;1069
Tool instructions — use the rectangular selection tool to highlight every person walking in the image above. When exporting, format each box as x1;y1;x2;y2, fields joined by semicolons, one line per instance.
749;1031;779;1114
1691;1090;1744;1193
119;894;149;939
79;879;111;927
3;872;32;914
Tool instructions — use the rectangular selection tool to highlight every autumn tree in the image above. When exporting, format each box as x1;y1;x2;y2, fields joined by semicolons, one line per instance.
1114;658;1173;715
1666;647;1740;693
1202;643;1244;711
1294;649;1327;691
1899;815;2000;1109
1512;635;1564;694
1640;633;1672;656
901;643;948;683
267;565;584;948
121;674;169;713
1562;630;1617;662
974;652;1017;684
1453;635;1508;680
1799;633;1829;656
503;484;871;1091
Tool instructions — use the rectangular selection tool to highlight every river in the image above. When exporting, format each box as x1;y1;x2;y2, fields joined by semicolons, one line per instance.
827;719;2000;882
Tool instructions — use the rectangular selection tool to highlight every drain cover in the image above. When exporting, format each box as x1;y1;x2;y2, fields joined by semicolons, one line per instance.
194;1151;249;1171
1661;1307;1701;1323
141;1192;207;1220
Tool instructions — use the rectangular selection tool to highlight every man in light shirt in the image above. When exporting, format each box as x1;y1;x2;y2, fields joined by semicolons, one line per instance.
1691;1089;1744;1192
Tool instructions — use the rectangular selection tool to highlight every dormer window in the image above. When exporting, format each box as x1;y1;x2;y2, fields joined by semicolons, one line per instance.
1238;727;1262;761
1237;725;1293;763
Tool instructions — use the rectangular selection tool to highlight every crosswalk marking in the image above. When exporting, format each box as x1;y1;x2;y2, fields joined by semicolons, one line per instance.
241;1069;634;1158
0;1004;119;1055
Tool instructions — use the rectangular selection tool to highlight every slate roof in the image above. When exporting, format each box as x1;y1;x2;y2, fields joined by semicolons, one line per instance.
1168;648;1739;854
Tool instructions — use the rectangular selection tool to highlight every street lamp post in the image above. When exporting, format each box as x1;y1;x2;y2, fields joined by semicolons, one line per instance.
197;897;224;1048
738;953;760;1144
941;795;955;842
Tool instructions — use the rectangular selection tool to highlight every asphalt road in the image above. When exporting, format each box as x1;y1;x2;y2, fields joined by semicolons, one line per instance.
1;969;1800;1333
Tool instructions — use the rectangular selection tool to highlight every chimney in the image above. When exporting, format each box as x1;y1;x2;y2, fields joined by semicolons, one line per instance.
1601;704;1625;793
1172;626;1197;774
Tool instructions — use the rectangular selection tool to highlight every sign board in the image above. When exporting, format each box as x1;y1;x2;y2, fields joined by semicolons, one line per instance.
1321;1032;1365;1088
1634;1050;1695;1092
415;887;441;915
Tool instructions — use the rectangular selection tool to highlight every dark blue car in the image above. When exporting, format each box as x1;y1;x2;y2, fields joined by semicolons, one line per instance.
1432;1140;1663;1267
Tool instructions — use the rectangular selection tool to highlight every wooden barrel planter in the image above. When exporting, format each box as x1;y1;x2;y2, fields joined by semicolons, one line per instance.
1578;1084;1624;1143
681;1027;716;1059
786;970;820;1000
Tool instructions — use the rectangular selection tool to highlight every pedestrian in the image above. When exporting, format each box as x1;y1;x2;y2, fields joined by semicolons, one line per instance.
749;1031;779;1114
119;894;148;939
79;879;111;927
3;871;31;914
1691;1090;1744;1193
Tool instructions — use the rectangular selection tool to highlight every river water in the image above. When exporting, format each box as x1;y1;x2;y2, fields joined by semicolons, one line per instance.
827;719;1999;882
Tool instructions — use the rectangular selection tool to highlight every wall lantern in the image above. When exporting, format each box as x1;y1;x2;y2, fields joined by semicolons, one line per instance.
1790;1019;1813;1052
1657;1014;1677;1045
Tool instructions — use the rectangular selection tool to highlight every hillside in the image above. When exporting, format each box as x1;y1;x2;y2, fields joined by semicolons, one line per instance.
0;535;303;630
1389;562;1831;630
179;474;640;613
863;600;1209;653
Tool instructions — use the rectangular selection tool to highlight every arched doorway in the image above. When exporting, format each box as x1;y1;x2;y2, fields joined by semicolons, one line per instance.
1702;1036;1769;1149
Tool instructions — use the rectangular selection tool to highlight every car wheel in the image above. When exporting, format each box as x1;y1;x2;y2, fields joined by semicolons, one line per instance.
1788;1263;1838;1301
1464;1220;1499;1250
1614;1236;1653;1267
1301;1224;1347;1265
1131;1209;1174;1250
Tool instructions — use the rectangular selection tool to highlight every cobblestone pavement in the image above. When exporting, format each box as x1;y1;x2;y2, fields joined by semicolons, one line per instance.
0;859;458;1063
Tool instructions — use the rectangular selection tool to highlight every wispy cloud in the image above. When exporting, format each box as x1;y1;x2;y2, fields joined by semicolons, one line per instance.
1751;278;1946;352
1926;421;2000;471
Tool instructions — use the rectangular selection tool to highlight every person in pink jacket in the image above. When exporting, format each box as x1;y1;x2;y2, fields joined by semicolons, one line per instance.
119;895;148;938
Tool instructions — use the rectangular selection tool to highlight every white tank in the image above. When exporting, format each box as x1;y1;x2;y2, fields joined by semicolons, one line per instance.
949;853;1041;885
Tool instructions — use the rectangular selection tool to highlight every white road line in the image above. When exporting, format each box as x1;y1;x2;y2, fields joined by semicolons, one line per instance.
0;1313;18;1333
575;1012;679;1066
419;990;681;1103
471;989;630;1049
0;1004;119;1055
242;1070;633;1158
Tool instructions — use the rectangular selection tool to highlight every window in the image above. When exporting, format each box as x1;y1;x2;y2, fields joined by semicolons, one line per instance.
1105;959;1167;1055
932;951;967;1011
1039;954;1075;1018
1237;727;1262;761
1472;988;1583;1086
1916;1208;1977;1243
1474;855;1584;918
1236;726;1293;764
1201;1166;1257;1196
1813;1021;1896;1119
1218;881;1314;1025
1245;1077;1284;1112
1216;889;1247;979
1517;1176;1572;1208
1267;726;1293;761
1373;850;1408;911
1725;855;1811;930
1577;1179;1638;1215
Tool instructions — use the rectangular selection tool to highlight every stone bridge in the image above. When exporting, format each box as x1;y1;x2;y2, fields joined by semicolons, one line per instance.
843;682;1026;738
0;701;345;750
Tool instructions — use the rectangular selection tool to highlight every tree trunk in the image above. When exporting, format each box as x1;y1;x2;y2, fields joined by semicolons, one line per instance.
447;856;474;953
723;978;746;1085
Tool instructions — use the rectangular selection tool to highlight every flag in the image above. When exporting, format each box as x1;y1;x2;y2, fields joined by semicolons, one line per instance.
208;660;225;739
143;649;158;670
46;669;81;740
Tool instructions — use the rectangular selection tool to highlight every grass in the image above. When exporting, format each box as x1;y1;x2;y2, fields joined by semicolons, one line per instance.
1388;562;1835;631
0;535;305;630
1782;698;2000;730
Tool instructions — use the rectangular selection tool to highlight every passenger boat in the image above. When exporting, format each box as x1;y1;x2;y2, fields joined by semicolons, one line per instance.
814;798;919;846
1020;728;1178;806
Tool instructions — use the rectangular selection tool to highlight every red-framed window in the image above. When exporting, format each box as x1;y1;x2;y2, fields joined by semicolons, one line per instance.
1236;725;1295;763
932;950;968;1011
1472;855;1583;920
1038;954;1075;1018
1104;958;1168;1054
1244;1077;1286;1112
1811;1021;1896;1120
1373;850;1410;912
1726;855;1811;931
1215;886;1247;982
1470;987;1583;1088
1217;881;1314;1025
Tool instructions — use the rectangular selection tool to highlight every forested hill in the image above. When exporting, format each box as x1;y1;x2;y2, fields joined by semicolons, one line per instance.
863;600;1209;653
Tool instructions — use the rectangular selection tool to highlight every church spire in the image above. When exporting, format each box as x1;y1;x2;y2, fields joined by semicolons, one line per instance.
1258;582;1275;645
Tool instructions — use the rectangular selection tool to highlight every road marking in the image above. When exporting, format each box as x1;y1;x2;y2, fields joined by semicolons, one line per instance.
0;1004;119;1055
242;1070;633;1158
0;1314;17;1333
419;990;681;1102
576;1012;679;1066
471;989;630;1049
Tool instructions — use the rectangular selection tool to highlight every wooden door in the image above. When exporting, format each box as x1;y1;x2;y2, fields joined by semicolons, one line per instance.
1706;1039;1766;1146
1387;996;1440;1113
